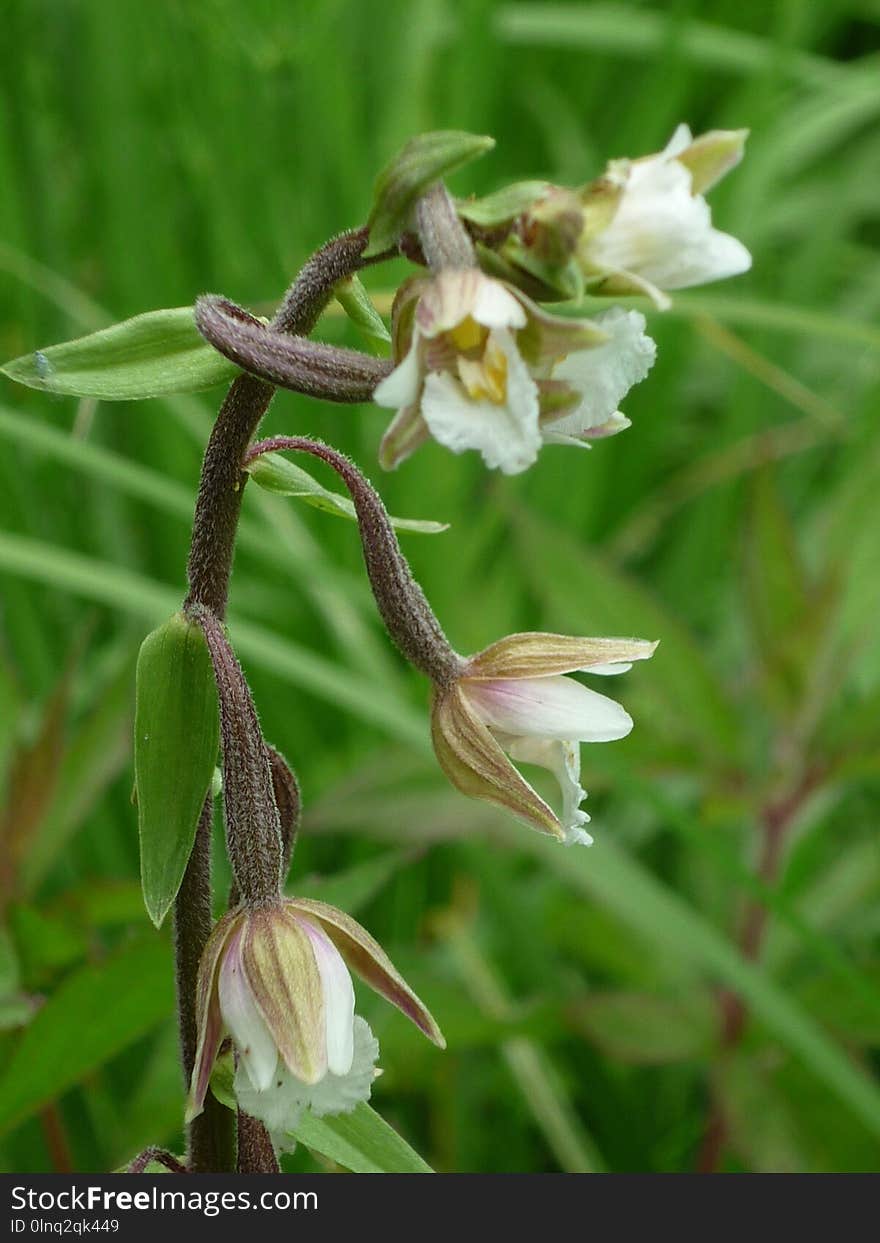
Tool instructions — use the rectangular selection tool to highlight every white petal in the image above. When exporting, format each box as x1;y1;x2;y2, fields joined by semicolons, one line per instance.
233;1017;379;1153
587;661;633;675
506;736;593;846
465;675;633;742
299;918;355;1076
421;332;541;474
471;276;528;330
548;309;655;438
373;331;423;410
662;123;694;159
218;930;278;1092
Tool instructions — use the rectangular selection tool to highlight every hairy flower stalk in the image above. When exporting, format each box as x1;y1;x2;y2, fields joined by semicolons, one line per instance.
185;602;442;1149
178;226;382;1172
244;437;656;841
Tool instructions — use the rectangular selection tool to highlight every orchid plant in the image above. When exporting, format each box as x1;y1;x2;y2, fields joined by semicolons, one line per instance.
0;126;751;1173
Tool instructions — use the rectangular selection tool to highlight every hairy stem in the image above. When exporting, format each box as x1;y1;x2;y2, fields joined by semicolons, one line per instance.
245;436;462;685
175;227;374;1172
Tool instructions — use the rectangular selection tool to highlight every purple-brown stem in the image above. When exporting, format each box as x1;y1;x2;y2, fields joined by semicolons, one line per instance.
175;226;379;1172
696;768;821;1173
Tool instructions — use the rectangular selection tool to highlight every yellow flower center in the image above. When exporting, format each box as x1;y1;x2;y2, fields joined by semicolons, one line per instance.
456;335;509;404
448;315;486;352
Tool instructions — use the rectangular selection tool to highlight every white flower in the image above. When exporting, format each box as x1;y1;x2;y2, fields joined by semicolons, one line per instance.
581;125;751;308
374;269;654;472
187;899;444;1140
431;633;657;844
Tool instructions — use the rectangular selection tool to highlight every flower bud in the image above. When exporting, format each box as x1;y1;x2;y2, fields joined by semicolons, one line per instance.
187;899;443;1147
431;633;658;844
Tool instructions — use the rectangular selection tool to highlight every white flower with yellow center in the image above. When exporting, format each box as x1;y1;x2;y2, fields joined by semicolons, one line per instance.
374;269;655;472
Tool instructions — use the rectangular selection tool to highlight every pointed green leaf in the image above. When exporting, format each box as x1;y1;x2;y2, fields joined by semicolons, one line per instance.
367;130;495;255
334;277;391;353
246;453;448;534
293;1102;433;1172
1;307;238;401
134;613;219;927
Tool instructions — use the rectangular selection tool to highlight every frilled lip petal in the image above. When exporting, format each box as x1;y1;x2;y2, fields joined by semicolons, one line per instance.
463;675;633;743
420;332;542;475
186;912;242;1122
241;905;327;1086
287;897;446;1049
465;633;658;680
431;684;564;841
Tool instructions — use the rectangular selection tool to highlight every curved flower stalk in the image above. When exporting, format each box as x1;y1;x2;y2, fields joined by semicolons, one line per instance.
578;125;751;308
243;438;657;845
187;898;444;1149
373;268;655;473
432;632;657;844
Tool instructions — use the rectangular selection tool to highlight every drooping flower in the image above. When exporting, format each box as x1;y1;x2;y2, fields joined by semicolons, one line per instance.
578;125;751;308
373;268;655;472
431;632;657;845
187;898;444;1149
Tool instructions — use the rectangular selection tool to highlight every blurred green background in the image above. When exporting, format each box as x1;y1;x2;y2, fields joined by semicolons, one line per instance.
1;0;879;1174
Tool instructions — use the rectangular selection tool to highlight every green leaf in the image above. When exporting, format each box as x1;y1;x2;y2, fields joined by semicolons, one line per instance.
246;453;449;534
457;180;551;227
367;130;495;254
134;614;219;928
0;936;173;1136
292;1102;433;1172
0;307;238;401
334;277;391;353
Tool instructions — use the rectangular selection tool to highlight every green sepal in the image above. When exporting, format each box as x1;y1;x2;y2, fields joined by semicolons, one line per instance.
1;307;239;401
367;130;495;255
134;613;219;928
457;180;551;227
334;277;391;354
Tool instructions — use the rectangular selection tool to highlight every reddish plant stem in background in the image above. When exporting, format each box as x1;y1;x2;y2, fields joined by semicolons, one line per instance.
175;227;375;1172
696;768;821;1173
39;1103;73;1173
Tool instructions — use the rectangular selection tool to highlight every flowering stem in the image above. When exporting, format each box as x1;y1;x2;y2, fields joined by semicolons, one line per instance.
176;226;378;1172
245;436;462;685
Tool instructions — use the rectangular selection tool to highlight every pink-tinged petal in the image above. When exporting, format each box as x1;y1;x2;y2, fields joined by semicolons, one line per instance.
378;403;430;470
464;675;633;743
240;906;327;1086
218;923;279;1092
465;633;658;680
287;897;446;1049
431;684;563;841
186;911;241;1121
296;916;355;1077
